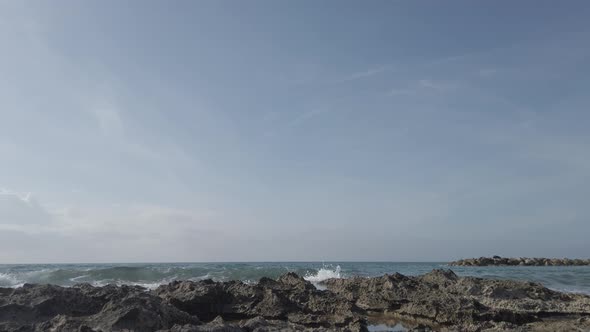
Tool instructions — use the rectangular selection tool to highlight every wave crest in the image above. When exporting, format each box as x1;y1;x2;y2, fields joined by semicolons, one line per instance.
304;265;341;283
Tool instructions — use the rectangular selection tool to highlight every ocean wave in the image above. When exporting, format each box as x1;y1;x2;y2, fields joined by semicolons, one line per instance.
1;263;589;295
89;277;178;290
0;272;21;287
303;265;341;283
548;286;590;295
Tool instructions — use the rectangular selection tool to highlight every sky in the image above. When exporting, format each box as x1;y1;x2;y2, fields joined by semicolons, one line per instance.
1;1;590;263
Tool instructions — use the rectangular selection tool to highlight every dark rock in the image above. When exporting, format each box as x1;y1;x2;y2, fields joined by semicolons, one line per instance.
324;269;590;330
0;283;198;332
2;271;590;331
450;257;590;266
154;273;361;330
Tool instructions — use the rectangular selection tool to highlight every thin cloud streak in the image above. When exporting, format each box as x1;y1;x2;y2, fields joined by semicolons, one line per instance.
339;65;394;82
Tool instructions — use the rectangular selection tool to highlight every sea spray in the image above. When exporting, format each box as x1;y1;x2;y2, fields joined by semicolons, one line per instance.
1;262;589;294
303;265;341;283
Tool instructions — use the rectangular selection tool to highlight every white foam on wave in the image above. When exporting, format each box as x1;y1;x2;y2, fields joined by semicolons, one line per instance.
69;274;90;282
188;273;211;282
90;279;169;290
88;275;195;290
304;265;342;283
549;286;590;296
0;272;22;287
129;282;168;290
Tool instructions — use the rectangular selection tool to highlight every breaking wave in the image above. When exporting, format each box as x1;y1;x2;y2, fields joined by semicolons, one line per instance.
1;262;589;294
0;263;344;289
303;265;341;283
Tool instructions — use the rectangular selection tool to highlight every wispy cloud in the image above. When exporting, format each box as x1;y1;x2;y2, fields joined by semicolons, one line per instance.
387;88;415;96
288;108;329;127
262;107;333;139
423;53;474;67
387;79;455;97
478;68;498;77
340;65;393;82
90;106;124;137
0;188;236;261
0;188;32;203
418;79;454;91
0;188;54;232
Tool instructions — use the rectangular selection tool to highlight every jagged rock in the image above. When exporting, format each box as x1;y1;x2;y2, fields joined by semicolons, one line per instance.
323;269;590;330
2;271;590;331
161;316;243;332
450;257;590;266
154;272;361;330
0;283;198;332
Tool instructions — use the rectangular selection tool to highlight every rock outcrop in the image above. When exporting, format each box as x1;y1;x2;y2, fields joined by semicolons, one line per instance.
153;272;363;330
0;283;198;332
323;269;590;331
1;270;590;331
449;256;590;266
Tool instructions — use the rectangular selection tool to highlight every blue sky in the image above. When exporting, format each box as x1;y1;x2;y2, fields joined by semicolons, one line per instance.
1;1;589;263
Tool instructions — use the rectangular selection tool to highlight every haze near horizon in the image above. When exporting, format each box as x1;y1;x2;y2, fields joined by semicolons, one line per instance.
1;1;590;263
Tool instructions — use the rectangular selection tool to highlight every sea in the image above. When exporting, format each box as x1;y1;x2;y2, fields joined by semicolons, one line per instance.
1;262;590;295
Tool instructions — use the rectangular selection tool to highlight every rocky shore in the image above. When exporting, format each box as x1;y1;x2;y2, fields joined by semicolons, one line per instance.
450;256;590;267
1;270;590;331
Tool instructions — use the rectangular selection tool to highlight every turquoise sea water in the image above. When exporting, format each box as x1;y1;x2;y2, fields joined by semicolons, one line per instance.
1;262;589;294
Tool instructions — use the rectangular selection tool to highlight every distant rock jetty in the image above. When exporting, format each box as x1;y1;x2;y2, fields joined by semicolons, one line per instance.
450;256;590;266
2;270;590;331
